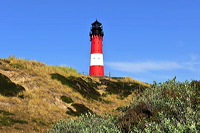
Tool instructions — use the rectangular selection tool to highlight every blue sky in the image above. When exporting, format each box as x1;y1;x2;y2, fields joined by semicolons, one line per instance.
0;0;200;83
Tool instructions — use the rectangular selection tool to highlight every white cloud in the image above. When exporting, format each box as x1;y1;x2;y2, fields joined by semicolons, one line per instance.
106;60;200;73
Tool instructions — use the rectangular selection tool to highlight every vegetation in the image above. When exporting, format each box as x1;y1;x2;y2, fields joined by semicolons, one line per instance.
117;78;199;132
51;73;102;100
60;96;74;104
49;65;78;76
47;113;121;133
66;103;93;117
49;78;199;132
100;78;147;99
0;110;28;128
0;73;25;96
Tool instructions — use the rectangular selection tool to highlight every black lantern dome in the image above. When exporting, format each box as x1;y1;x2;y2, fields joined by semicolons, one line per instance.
90;20;104;37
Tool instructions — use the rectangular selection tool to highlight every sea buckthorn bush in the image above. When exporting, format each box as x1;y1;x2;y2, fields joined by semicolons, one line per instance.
47;113;121;133
119;78;199;132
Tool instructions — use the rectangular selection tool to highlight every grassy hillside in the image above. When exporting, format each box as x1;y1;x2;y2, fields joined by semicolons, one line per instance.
0;57;149;132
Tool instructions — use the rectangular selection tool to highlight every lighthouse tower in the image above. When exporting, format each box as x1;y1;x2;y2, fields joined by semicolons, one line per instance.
89;20;104;76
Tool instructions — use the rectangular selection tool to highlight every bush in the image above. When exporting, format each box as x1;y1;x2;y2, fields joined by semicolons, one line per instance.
47;113;121;133
66;103;93;117
117;78;199;132
0;73;25;96
60;96;74;104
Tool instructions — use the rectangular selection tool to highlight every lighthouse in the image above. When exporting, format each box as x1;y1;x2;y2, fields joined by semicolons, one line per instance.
89;20;104;76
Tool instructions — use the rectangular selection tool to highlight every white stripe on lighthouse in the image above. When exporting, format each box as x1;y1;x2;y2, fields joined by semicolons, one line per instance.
90;53;104;66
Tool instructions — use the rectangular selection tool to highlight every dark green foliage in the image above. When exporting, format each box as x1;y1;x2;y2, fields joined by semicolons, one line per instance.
100;79;147;99
0;110;15;116
66;103;93;116
51;73;102;100
117;78;199;132
116;106;130;113
191;80;200;90
47;113;121;133
60;96;74;104
0;73;26;96
18;94;25;99
86;77;101;86
191;80;200;109
0;110;28;127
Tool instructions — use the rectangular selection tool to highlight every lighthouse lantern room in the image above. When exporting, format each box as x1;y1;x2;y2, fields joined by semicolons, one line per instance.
89;20;104;76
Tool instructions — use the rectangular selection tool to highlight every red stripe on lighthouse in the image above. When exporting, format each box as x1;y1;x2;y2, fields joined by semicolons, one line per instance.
89;35;104;76
91;35;103;53
90;66;104;76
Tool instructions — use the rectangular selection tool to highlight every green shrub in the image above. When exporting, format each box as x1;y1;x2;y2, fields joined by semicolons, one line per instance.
66;103;93;117
47;113;121;133
117;78;199;132
0;73;25;96
60;96;74;104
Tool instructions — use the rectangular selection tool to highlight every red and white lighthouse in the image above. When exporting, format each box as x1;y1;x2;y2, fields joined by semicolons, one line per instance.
89;20;104;76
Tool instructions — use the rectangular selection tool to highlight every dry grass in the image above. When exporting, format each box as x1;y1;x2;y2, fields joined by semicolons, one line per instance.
118;77;150;87
0;57;148;132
